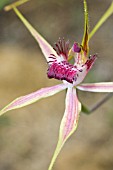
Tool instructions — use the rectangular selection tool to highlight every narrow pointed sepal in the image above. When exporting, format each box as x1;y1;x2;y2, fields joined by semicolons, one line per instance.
12;7;57;62
0;84;67;116
68;0;89;62
77;82;113;92
81;0;89;56
48;87;81;170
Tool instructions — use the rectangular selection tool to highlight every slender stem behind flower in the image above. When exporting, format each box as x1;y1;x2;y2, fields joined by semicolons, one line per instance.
82;93;113;114
89;93;113;113
89;2;113;40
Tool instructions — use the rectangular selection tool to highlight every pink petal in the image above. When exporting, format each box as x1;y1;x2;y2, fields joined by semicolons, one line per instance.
48;87;81;170
13;7;57;62
60;87;81;141
77;82;113;92
0;84;67;116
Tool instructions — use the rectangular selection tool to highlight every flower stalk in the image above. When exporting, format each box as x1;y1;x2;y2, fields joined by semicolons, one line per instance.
89;2;113;40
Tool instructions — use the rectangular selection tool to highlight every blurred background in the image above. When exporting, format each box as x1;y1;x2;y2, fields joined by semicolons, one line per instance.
0;0;113;170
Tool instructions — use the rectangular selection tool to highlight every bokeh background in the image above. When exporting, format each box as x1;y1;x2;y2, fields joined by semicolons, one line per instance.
0;0;113;170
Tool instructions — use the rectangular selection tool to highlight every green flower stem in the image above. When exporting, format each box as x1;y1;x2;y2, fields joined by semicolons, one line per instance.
89;2;113;40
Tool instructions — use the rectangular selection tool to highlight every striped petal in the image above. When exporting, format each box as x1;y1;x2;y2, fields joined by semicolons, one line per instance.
48;87;81;170
77;82;113;92
12;7;57;62
0;84;67;116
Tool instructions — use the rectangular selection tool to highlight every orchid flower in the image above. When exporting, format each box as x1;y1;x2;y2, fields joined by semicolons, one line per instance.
2;0;113;170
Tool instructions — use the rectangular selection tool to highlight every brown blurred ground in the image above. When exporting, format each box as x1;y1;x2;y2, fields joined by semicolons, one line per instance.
0;0;113;170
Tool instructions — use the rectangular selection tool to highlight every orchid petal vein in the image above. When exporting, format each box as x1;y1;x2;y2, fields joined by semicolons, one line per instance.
48;87;81;170
77;82;113;92
0;84;67;116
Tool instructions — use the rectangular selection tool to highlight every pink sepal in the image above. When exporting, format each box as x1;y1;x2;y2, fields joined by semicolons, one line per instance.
0;84;67;116
77;82;113;92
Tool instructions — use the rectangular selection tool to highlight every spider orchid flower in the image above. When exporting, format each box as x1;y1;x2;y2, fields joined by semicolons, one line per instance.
2;0;113;170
